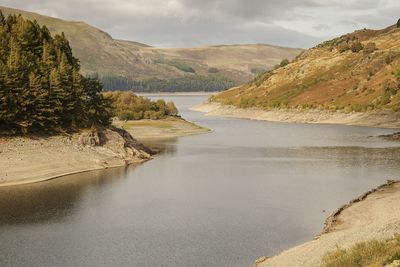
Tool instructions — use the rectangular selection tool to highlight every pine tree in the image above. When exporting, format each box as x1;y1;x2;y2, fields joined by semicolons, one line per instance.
0;11;5;26
84;77;113;127
0;13;113;135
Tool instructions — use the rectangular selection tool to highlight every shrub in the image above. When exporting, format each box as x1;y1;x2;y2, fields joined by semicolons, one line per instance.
103;91;179;120
364;42;377;53
350;104;367;112
322;236;400;267
239;98;256;108
350;41;363;53
394;70;400;82
280;59;290;67
383;80;399;97
117;111;135;121
208;67;219;73
390;251;400;262
337;43;350;53
385;54;394;65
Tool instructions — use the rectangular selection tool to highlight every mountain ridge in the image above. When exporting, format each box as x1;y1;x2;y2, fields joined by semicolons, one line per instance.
0;6;302;92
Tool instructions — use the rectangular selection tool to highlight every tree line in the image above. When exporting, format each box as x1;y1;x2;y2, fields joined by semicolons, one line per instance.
0;11;112;135
104;91;178;120
100;74;235;92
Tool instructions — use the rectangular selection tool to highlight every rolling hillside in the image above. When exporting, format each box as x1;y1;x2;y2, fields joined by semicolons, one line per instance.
212;23;400;112
0;6;302;92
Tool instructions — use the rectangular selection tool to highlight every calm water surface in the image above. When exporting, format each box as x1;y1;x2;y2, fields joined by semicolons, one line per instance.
1;94;400;267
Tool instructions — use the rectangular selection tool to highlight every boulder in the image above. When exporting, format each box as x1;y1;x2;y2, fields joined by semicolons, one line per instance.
79;126;155;164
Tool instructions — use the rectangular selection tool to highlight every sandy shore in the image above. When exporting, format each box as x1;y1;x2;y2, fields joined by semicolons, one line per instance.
114;117;211;140
0;127;153;187
254;180;400;267
192;102;400;129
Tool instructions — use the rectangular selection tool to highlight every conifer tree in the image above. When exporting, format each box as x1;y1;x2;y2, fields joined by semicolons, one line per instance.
0;11;113;134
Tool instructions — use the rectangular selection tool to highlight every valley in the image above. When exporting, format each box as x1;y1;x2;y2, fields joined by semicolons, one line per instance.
1;6;302;92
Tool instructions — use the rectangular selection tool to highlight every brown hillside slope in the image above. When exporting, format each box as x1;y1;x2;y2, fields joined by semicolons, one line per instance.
0;6;302;89
212;24;400;112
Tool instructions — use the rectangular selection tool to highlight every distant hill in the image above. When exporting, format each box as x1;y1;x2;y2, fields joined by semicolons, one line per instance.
212;23;400;112
0;6;302;92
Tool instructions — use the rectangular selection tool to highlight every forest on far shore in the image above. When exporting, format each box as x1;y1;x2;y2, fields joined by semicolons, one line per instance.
98;74;235;92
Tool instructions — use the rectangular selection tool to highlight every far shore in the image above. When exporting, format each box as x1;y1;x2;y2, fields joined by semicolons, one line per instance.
114;117;211;140
0;117;209;187
137;92;217;97
192;102;400;129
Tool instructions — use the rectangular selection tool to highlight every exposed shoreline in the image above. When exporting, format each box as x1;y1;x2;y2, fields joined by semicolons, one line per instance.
0;127;154;187
0;117;209;188
0;164;131;187
192;102;400;129
254;180;400;267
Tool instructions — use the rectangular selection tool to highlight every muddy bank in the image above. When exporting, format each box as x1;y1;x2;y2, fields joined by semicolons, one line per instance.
192;102;400;129
254;180;400;267
0;127;154;187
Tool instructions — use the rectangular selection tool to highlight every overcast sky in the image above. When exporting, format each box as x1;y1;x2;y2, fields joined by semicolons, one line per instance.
2;0;400;48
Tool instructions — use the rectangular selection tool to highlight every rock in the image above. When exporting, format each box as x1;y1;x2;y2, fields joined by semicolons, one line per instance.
95;159;109;168
79;127;101;146
78;126;155;163
254;256;268;266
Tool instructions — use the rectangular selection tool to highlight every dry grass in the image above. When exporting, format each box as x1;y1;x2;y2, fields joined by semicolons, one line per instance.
213;25;400;112
321;235;400;267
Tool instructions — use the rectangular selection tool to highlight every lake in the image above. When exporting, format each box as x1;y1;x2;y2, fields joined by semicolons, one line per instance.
1;94;400;267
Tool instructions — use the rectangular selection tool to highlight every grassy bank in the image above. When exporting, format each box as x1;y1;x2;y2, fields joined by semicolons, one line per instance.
322;235;400;267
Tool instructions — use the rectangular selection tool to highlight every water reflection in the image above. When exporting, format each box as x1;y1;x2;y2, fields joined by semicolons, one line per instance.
140;138;179;155
0;167;131;225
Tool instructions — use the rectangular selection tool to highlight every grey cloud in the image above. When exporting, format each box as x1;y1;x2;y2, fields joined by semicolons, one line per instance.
313;24;330;31
1;0;399;48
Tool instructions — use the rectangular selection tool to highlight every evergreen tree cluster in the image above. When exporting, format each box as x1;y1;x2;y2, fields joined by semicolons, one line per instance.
0;11;112;135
